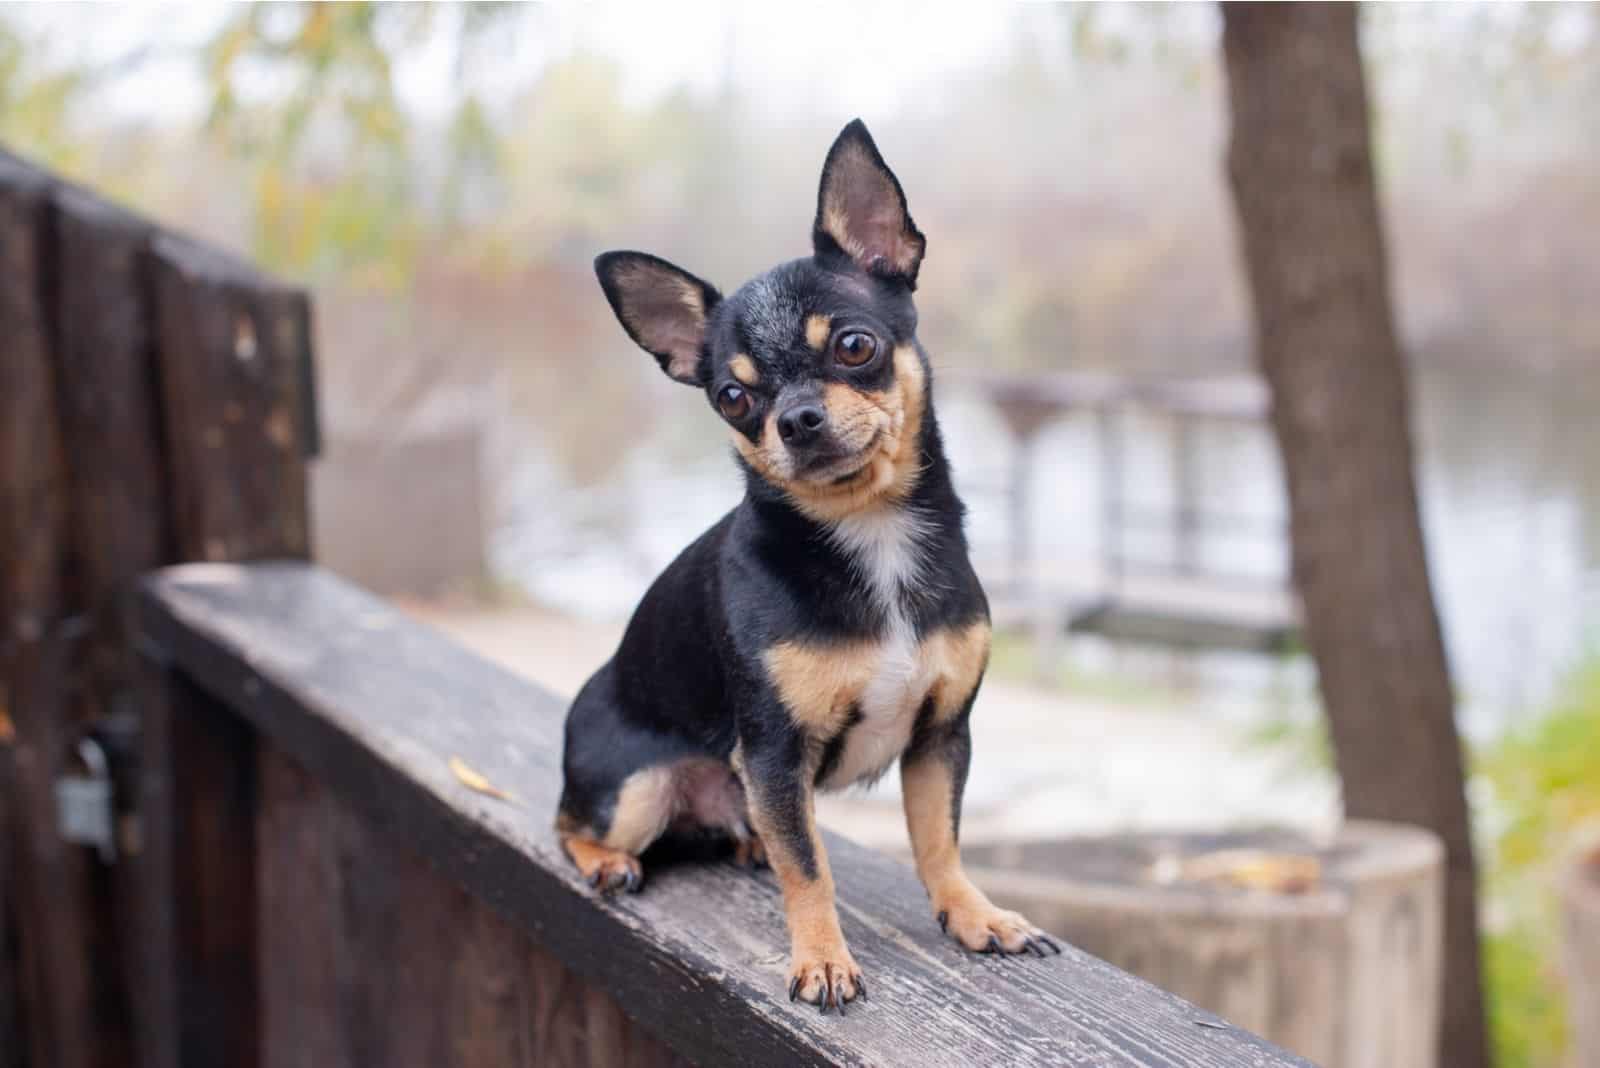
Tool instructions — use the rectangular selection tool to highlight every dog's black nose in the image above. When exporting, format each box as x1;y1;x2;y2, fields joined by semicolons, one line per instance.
777;403;827;446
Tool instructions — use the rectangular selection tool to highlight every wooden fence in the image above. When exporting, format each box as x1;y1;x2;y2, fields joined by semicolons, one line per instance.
0;146;1311;1066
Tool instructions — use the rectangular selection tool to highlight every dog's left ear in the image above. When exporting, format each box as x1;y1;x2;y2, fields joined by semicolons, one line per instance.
594;251;721;386
813;119;926;288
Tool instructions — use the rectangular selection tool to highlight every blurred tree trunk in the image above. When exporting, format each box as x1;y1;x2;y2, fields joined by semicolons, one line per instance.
1219;6;1488;1068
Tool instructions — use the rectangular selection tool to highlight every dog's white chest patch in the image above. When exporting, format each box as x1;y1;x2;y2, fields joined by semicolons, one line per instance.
819;507;935;790
819;620;935;790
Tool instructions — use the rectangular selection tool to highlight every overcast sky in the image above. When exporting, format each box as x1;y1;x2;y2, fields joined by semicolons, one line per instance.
17;2;1054;127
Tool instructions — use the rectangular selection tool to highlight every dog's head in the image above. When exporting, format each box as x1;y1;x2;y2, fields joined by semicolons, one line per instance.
596;119;930;523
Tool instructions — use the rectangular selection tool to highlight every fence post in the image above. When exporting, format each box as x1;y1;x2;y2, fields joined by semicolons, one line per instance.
135;232;315;1068
50;183;187;1068
0;154;129;1068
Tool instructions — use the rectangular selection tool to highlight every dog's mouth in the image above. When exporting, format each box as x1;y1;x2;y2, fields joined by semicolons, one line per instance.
797;430;883;485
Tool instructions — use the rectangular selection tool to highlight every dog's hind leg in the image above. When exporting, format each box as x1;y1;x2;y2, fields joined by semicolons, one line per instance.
558;764;675;894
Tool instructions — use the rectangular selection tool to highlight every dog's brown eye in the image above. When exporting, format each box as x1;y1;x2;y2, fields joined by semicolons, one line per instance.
834;331;878;368
717;384;751;420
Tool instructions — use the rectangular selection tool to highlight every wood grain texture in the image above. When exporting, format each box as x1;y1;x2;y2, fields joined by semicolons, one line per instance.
0;148;113;1068
149;232;312;563
139;561;1312;1068
0;746;20;1068
258;746;687;1068
49;179;185;1068
141;225;316;1068
965;825;1443;1068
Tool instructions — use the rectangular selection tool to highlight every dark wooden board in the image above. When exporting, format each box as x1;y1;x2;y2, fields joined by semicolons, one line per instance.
140;226;317;1068
48;179;186;1068
0;743;20;1068
139;562;1313;1068
0;148;117;1068
148;231;312;564
258;745;687;1068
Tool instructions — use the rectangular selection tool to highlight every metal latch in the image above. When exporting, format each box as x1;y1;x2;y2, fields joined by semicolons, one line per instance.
55;737;117;863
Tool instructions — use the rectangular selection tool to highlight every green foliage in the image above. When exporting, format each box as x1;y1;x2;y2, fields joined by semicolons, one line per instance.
1478;657;1600;1067
1484;922;1569;1068
202;2;517;283
0;19;92;170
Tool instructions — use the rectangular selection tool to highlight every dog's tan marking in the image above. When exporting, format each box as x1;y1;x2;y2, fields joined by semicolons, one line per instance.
902;749;1051;954
765;618;988;751
741;771;861;1006
902;756;961;894
922;618;991;723
603;765;676;853
764;639;880;735
805;313;831;351
733;345;928;524
729;353;759;386
734;834;768;868
559;833;643;891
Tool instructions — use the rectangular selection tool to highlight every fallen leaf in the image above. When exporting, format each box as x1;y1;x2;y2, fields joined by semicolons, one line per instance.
448;756;519;805
1172;849;1322;895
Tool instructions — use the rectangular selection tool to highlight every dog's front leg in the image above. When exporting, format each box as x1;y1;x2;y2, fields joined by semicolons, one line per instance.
736;732;864;1013
901;703;1060;957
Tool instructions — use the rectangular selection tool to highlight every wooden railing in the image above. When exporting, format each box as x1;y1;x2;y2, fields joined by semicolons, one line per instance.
1;145;313;1068
137;561;1311;1067
1;145;1311;1066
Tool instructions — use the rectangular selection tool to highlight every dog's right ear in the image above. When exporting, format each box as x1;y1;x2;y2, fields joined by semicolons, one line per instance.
595;251;722;386
813;119;926;288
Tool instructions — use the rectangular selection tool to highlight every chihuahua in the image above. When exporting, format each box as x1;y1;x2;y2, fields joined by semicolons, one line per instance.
558;119;1058;1014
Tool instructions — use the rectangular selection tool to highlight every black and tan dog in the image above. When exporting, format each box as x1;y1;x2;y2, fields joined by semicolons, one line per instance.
558;119;1058;1013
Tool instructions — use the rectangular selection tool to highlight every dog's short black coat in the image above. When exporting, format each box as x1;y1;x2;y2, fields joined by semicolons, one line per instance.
558;119;1057;1013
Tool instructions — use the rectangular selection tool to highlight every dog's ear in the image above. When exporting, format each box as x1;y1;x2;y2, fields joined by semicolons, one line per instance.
812;119;926;288
595;251;721;385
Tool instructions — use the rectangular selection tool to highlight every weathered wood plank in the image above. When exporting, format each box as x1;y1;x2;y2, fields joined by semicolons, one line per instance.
0;148;112;1068
0;740;21;1068
52;185;168;663
258;746;687;1068
140;230;316;1068
48;179;184;1068
139;561;1313;1068
149;232;312;563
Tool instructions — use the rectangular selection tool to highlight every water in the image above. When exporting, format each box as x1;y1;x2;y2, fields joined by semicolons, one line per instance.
493;365;1600;741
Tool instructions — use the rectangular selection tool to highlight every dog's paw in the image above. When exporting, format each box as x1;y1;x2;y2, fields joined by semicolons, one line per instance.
935;891;1060;958
561;835;644;895
787;942;865;1014
733;833;769;870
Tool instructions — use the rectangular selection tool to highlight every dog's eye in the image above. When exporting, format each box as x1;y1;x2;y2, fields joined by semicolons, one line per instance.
717;384;751;420
834;331;878;368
